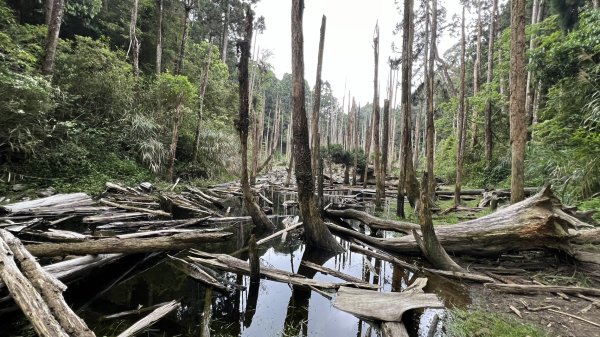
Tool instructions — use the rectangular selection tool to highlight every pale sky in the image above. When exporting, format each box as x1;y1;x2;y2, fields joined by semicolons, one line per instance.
254;0;465;111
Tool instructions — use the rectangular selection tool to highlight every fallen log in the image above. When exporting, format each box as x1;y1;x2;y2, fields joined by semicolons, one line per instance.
325;209;419;234
167;255;228;292
330;186;582;257
0;193;94;214
301;260;369;285
101;301;173;320
24;231;232;257
484;283;600;297
99;199;171;218
116;300;180;337
0;230;95;336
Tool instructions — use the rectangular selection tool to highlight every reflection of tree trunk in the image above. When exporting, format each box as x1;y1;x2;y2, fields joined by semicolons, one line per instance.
42;0;64;76
291;0;342;252
201;288;212;337
236;7;274;231
193;44;213;163
311;16;326;180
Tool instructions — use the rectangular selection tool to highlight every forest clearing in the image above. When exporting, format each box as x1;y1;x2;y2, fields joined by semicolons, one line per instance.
1;0;599;336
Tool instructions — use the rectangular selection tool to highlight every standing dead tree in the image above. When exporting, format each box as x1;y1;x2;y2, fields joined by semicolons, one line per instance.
235;6;274;231
291;0;342;252
372;23;384;210
311;15;327;181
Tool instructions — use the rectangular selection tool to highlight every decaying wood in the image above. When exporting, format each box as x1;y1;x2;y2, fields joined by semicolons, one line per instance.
0;230;95;337
101;301;173;320
326;208;419;234
99;199;171;218
116;300;180;337
301;260;370;285
0;193;94;214
167;255;227;291
484;283;600;297
333;286;443;322
330;187;582;257
0;235;69;336
188;250;378;290
25;231;232;257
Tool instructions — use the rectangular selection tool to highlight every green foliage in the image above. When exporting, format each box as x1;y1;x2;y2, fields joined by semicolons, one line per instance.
324;144;366;168
578;197;600;222
447;309;548;337
433;136;457;184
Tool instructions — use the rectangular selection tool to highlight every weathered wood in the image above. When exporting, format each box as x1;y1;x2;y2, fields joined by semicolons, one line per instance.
333;286;443;322
381;322;410;337
331;187;581;257
101;301;173;320
116;300;180;337
0;230;95;336
99;199;171;218
326;209;419;234
0;193;93;213
484;283;600;297
0;235;69;336
25;231;232;257
301;260;369;285
167;255;227;291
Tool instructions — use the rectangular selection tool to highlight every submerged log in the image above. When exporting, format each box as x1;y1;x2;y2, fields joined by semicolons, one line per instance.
25;231;232;257
325;209;419;234
116;300;180;337
330;186;582;257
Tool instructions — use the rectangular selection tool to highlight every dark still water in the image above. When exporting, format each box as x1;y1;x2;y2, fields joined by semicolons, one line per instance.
0;191;470;337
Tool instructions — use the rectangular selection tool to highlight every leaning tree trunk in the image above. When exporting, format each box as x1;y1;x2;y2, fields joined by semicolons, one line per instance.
484;0;498;163
192;44;214;163
236;6;274;231
329;186;584;257
311;15;327;180
455;7;467;206
510;0;527;203
291;0;342;252
41;0;64;76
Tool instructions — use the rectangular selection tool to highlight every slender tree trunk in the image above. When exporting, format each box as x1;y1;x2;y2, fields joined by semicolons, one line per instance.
129;0;140;76
382;99;390;179
484;0;498;163
176;3;192;75
455;7;467;206
525;0;542;139
413;102;422;168
192;44;214;163
155;0;163;75
41;0;64;76
236;6;274;231
396;0;418;218
415;0;429;170
353;102;359;185
166;95;184;182
311;16;327;180
469;0;483;148
362;109;372;188
426;0;438;198
291;0;342;252
372;24;384;210
510;0;527;203
594;0;599;9
220;0;230;63
45;0;53;25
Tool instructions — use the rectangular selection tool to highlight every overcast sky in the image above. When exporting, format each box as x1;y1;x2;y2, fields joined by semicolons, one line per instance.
254;0;464;111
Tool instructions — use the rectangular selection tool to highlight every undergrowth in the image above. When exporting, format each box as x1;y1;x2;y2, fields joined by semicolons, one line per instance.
447;309;548;337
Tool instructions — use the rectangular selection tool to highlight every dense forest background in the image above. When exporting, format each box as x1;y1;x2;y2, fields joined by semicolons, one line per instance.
0;0;599;212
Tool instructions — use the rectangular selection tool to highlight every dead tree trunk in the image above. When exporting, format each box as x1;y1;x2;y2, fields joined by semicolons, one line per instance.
455;7;467;206
128;0;140;76
236;6;274;231
353;102;359;185
426;0;438;197
382;99;390;178
41;0;64;76
192;44;214;163
510;0;527;203
311;15;327;180
372;23;383;210
155;0;163;75
484;0;498;163
362;108;372;188
291;0;342;252
329;186;583;257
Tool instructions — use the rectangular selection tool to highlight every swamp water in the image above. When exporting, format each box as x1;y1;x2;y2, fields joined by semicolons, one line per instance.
0;189;471;337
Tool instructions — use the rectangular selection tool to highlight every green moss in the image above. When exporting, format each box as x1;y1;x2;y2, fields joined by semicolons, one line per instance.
447;309;548;337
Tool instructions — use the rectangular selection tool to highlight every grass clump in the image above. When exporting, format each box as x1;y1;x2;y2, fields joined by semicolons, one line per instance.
447;309;547;337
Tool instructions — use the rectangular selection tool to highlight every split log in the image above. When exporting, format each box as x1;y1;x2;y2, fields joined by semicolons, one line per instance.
0;235;69;336
332;286;443;322
0;230;95;336
484;283;600;297
330;186;583;257
325;209;419;234
24;231;232;257
116;300;180;337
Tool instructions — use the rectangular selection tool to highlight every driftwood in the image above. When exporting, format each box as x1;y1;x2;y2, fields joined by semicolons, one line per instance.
188;250;378;290
325;209;419;234
330;186;583;257
484;283;600;297
0;230;95;336
25;231;232;257
115;300;180;337
333;286;443;322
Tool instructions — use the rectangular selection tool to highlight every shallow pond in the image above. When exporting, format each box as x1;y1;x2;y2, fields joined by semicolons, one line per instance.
0;189;471;337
